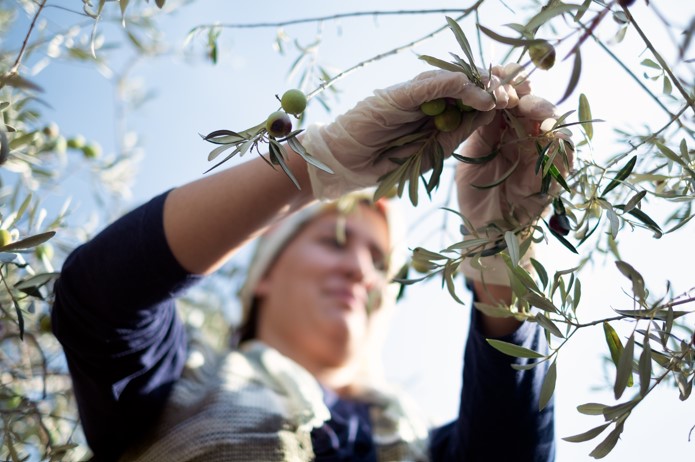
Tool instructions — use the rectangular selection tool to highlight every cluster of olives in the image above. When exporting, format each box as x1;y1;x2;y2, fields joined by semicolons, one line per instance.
420;98;475;133
265;89;307;138
42;123;101;159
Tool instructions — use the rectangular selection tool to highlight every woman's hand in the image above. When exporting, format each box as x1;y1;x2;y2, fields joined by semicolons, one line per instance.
303;70;508;199
456;91;574;286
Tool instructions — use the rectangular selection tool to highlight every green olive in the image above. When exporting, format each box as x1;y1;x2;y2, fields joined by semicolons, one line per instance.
529;41;556;70
280;89;307;115
67;135;86;150
82;143;101;159
434;106;462;132
35;244;54;260
420;98;447;116
0;229;12;247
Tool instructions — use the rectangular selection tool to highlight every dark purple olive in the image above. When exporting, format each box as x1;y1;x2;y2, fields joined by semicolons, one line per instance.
549;213;571;236
618;0;636;7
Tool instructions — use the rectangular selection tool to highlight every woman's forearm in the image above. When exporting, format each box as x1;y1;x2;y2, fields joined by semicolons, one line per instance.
163;153;314;275
471;280;522;338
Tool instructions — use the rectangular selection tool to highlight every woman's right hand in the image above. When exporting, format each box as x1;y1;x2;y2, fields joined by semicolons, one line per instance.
302;70;507;200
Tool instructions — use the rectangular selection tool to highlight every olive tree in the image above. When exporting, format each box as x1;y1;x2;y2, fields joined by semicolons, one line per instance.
0;0;693;460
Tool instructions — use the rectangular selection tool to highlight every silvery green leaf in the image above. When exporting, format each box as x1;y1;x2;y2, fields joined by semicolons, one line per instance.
207;143;235;162
287;136;333;174
615;260;646;303
418;55;463;73
602;155;636;197
558;48;581;105
474;302;515;318
14;272;60;290
577;403;607;416
623;190;646;213
578;93;593;140
443;260;464;305
486;339;546;359
588;424;623;459
562;423;611;443
524;292;559;313
638;332;652;397
471;154;520;189
477;25;544;47
525;3;580;31
539;360;557;410
1;231;55;252
530;258;548;289
504;231;519;267
535;313;564;338
614;333;635;399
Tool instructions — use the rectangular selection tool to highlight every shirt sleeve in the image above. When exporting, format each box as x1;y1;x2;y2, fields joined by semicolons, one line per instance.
428;305;556;462
52;191;203;461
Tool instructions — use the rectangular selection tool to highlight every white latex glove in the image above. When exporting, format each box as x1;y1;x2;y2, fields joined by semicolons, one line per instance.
303;70;509;200
456;90;574;286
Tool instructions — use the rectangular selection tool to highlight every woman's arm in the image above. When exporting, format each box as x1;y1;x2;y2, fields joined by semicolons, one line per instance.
163;153;314;275
52;154;314;460
428;283;555;462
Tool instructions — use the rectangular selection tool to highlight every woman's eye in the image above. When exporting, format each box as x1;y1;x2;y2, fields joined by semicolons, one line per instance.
372;256;387;272
320;236;345;249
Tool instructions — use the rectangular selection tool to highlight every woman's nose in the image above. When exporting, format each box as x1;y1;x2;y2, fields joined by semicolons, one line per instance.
341;245;377;283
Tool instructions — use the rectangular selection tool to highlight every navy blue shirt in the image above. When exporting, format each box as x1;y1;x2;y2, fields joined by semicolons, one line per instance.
52;191;555;461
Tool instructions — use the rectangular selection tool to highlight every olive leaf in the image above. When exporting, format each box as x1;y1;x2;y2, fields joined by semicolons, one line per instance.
577;403;607;416
445;17;482;85
486;339;546;359
578;93;593;140
0;231;55;252
601;155;636;197
524;292;559;314
477;25;545;47
558;48;582;105
615;260;646;304
442;260;465;305
453;148;499;165
562;423;611;443
539;360;557;410
418;54;465;73
603;322;634;391
471;154;520;189
544;218;579;254
614;333;635;399
588;423;624;459
638;331;652;397
535;312;564;338
530;258;549;289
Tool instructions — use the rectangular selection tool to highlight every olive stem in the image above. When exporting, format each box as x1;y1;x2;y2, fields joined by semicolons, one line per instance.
189;7;482;32
622;5;695;117
10;0;48;75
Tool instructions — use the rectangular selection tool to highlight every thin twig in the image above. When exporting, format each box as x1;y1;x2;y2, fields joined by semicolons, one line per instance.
606;102;693;167
189;8;481;33
10;0;48;74
623;5;695;117
306;2;485;100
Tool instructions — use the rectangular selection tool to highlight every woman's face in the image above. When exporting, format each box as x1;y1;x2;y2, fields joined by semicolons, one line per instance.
253;205;390;374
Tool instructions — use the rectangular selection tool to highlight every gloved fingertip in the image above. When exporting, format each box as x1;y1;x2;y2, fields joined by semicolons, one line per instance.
518;94;557;120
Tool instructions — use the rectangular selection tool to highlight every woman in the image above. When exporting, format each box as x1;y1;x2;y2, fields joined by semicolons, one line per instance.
52;65;558;461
